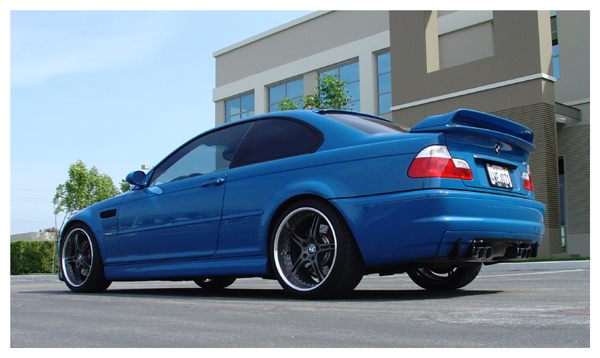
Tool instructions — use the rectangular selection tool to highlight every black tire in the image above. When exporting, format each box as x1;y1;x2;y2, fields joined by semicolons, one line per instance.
60;223;111;293
407;264;482;291
271;199;364;299
194;277;236;289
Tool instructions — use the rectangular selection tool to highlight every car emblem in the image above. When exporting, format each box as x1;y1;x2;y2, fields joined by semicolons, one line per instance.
494;143;501;155
308;244;317;255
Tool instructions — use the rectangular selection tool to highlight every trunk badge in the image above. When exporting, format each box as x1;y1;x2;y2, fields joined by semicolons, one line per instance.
494;143;501;155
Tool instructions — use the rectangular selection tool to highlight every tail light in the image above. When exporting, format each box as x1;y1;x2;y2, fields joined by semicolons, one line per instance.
408;145;473;180
522;171;534;191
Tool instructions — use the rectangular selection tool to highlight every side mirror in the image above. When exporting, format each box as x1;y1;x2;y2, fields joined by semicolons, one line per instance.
126;171;147;187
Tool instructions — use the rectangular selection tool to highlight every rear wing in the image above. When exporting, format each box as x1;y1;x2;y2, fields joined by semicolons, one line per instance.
410;109;536;153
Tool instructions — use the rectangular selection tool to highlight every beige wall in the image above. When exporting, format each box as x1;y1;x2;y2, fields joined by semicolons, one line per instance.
388;11;564;258
215;11;390;87
212;10;589;258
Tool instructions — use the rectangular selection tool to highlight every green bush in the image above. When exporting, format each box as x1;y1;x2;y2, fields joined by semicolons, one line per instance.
10;240;58;275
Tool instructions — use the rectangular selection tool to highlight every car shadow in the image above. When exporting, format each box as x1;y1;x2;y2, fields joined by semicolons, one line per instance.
89;287;502;302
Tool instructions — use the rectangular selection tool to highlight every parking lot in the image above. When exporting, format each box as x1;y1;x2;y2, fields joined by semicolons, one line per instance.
11;264;589;348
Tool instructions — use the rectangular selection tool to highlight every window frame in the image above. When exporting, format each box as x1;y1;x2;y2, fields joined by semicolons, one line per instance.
376;51;392;115
225;92;255;123
318;60;360;111
268;77;304;112
551;11;560;79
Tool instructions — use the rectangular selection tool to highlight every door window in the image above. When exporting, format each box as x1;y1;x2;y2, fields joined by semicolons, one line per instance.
149;122;252;186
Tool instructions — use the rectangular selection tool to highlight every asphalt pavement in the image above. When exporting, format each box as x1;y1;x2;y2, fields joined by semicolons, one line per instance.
11;260;590;348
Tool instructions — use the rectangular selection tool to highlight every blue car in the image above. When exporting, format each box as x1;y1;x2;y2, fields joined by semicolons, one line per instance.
59;109;545;299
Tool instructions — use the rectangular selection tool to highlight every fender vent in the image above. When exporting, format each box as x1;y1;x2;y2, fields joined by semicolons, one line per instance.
100;209;117;219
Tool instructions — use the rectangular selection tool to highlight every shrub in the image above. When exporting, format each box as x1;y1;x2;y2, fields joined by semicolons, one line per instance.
11;240;58;275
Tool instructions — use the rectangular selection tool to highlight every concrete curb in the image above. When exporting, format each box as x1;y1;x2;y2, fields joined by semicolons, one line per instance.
481;260;590;272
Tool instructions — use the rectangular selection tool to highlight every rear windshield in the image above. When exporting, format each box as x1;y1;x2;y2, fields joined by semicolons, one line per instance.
322;113;408;134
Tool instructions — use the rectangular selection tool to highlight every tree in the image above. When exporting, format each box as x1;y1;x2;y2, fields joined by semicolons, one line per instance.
52;160;121;273
120;178;131;193
277;73;353;111
53;160;120;223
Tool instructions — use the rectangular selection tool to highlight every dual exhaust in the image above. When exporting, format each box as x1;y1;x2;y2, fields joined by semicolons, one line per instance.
470;241;533;261
472;245;493;260
517;246;533;259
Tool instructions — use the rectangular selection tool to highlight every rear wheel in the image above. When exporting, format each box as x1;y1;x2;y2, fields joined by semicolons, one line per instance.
194;277;236;289
61;223;111;293
271;199;364;299
407;265;481;291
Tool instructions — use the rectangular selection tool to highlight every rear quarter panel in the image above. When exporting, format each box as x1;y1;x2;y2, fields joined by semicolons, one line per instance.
217;133;446;258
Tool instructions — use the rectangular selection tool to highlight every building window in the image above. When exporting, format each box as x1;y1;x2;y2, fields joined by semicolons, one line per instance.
319;61;360;111
551;11;560;79
558;156;567;252
377;52;392;114
269;78;303;112
225;93;254;123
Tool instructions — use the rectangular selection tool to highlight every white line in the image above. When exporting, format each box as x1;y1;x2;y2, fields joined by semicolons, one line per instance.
480;269;588;278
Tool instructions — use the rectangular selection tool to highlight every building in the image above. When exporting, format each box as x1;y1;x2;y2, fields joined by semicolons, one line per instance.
212;11;590;258
11;232;56;242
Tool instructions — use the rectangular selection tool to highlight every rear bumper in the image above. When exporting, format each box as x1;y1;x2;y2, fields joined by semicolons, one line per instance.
331;189;545;268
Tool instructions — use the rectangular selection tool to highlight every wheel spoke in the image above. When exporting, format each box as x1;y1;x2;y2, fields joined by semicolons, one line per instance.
308;214;320;241
80;260;91;271
290;255;306;275
317;242;335;252
289;230;306;248
80;240;90;255
310;261;325;282
75;234;85;254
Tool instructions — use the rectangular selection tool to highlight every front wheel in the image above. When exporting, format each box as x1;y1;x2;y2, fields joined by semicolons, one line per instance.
271;199;364;299
60;223;111;293
407;264;482;291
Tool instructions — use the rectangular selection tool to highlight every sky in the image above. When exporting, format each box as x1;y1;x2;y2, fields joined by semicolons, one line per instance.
9;9;316;235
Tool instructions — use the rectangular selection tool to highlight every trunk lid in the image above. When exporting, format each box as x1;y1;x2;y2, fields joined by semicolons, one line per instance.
410;109;535;197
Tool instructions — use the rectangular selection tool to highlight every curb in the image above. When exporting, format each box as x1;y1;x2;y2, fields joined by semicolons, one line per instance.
481;260;590;272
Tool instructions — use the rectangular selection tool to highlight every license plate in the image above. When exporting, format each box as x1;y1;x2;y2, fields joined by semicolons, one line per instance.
486;164;513;189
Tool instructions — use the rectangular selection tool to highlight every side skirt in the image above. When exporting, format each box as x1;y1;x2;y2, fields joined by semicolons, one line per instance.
104;255;269;281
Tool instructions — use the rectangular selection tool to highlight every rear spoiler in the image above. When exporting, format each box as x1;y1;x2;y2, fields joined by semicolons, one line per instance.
410;109;536;153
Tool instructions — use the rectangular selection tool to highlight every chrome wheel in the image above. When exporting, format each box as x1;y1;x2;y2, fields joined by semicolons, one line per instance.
274;207;337;292
60;223;111;293
62;228;93;287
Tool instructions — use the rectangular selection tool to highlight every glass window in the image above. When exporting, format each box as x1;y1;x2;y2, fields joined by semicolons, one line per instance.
149;122;252;186
319;61;360;110
233;119;322;167
377;52;392;114
269;78;304;112
551;12;560;79
225;93;254;123
322;112;407;135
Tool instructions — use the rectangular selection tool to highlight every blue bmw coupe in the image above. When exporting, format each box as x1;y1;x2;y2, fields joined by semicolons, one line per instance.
59;109;545;299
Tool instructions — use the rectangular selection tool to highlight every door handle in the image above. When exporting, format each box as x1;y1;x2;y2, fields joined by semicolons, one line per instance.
201;178;225;187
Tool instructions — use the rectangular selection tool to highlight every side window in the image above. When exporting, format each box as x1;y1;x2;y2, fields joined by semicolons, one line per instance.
233;119;322;168
149;122;252;186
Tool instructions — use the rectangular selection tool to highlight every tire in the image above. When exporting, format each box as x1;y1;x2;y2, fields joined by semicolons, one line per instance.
194;277;236;289
60;223;111;293
271;199;364;299
407;264;482;291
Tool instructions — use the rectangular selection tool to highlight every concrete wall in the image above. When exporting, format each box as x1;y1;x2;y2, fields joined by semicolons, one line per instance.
388;11;563;258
